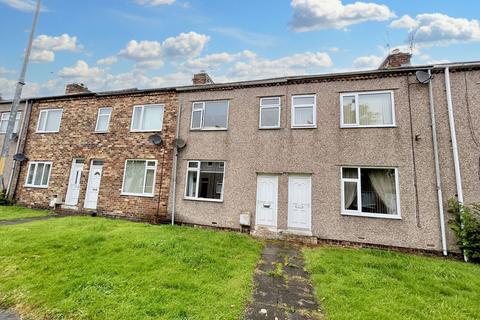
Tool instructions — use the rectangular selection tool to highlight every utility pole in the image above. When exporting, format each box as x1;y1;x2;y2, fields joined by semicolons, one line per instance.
0;0;41;190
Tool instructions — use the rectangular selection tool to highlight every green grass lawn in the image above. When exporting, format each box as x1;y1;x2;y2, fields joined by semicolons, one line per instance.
0;216;263;320
304;247;480;320
0;205;52;221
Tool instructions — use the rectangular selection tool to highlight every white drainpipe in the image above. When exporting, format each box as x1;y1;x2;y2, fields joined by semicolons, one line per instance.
171;102;182;225
444;67;464;204
428;70;448;256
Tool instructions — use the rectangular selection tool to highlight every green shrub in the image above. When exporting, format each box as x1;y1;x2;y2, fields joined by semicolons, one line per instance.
448;198;480;263
0;190;13;206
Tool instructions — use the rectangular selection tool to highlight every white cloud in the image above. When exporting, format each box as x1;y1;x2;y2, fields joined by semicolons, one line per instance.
30;49;55;62
184;50;256;70
58;60;104;79
290;0;395;31
119;40;162;60
227;51;333;80
118;32;209;70
352;55;383;69
96;56;118;65
390;13;480;47
0;0;45;12
162;32;209;59
31;34;82;63
133;0;175;6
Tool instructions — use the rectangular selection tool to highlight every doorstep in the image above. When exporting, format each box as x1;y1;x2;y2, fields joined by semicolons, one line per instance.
251;226;317;245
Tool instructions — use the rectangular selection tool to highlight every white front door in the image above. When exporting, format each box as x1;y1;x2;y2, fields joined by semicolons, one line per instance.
288;175;312;231
65;159;84;206
256;175;278;228
84;160;104;210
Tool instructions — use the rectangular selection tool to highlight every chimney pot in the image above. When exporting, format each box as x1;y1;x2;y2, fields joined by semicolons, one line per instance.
192;72;214;85
65;83;91;94
378;49;412;69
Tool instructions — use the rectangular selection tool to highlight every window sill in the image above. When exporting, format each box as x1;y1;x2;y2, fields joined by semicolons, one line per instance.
36;131;60;134
183;197;223;203
190;128;228;131
291;125;317;129
130;130;163;133
341;211;401;220
94;131;110;134
24;185;48;189
340;125;397;129
120;193;154;198
259;127;281;130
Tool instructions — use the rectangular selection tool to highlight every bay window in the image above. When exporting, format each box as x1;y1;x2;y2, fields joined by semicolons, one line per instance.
185;161;225;201
341;167;400;218
341;91;395;127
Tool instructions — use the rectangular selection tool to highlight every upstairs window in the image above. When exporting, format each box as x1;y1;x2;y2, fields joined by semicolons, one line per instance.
341;91;395;127
25;161;52;188
131;104;164;132
341;167;400;219
185;161;225;201
95;107;112;132
259;97;281;129
0;112;21;133
191;101;229;130
122;160;157;196
292;95;316;128
37;109;63;133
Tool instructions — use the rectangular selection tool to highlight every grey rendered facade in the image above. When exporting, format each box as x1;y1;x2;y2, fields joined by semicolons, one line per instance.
171;63;480;254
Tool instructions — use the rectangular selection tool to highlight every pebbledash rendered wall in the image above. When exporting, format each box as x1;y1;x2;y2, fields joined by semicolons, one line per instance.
15;90;178;221
0;101;26;191
172;67;480;252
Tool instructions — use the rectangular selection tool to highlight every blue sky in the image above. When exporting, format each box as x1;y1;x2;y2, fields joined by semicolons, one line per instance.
0;0;479;98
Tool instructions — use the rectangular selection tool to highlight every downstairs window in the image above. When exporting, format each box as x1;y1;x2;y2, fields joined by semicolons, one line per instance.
185;161;225;201
341;167;400;218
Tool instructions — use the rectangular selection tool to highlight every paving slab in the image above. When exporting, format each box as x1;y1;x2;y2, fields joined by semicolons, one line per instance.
245;241;322;320
0;310;19;320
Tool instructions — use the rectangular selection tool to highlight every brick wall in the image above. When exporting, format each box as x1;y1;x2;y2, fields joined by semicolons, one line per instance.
14;91;177;222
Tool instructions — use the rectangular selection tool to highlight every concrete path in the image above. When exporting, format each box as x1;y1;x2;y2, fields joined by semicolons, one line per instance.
0;310;18;320
0;215;59;226
245;242;322;320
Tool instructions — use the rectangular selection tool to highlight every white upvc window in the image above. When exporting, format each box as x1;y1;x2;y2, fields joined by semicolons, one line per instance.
131;104;165;132
0;112;21;133
291;95;316;128
185;160;225;202
340;91;395;127
341;166;401;219
190;100;229;130
95;107;112;132
259;97;281;129
37;109;63;133
25;161;52;188
121;160;157;197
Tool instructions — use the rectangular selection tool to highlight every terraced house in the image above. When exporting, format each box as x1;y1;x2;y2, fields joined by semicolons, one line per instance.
13;84;178;222
9;51;480;255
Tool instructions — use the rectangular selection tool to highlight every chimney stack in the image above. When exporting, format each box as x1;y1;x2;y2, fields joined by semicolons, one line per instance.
378;49;412;69
192;72;214;85
65;83;91;94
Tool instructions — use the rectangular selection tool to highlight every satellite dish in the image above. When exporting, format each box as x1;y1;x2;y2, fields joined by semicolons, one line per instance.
13;153;27;162
175;138;187;149
148;134;163;146
416;70;432;84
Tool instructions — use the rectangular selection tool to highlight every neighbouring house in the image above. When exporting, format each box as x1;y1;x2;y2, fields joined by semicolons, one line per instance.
171;51;480;254
13;84;178;222
0;99;28;194
9;51;480;255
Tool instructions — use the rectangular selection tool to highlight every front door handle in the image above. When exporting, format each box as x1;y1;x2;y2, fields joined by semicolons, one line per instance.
263;203;271;208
